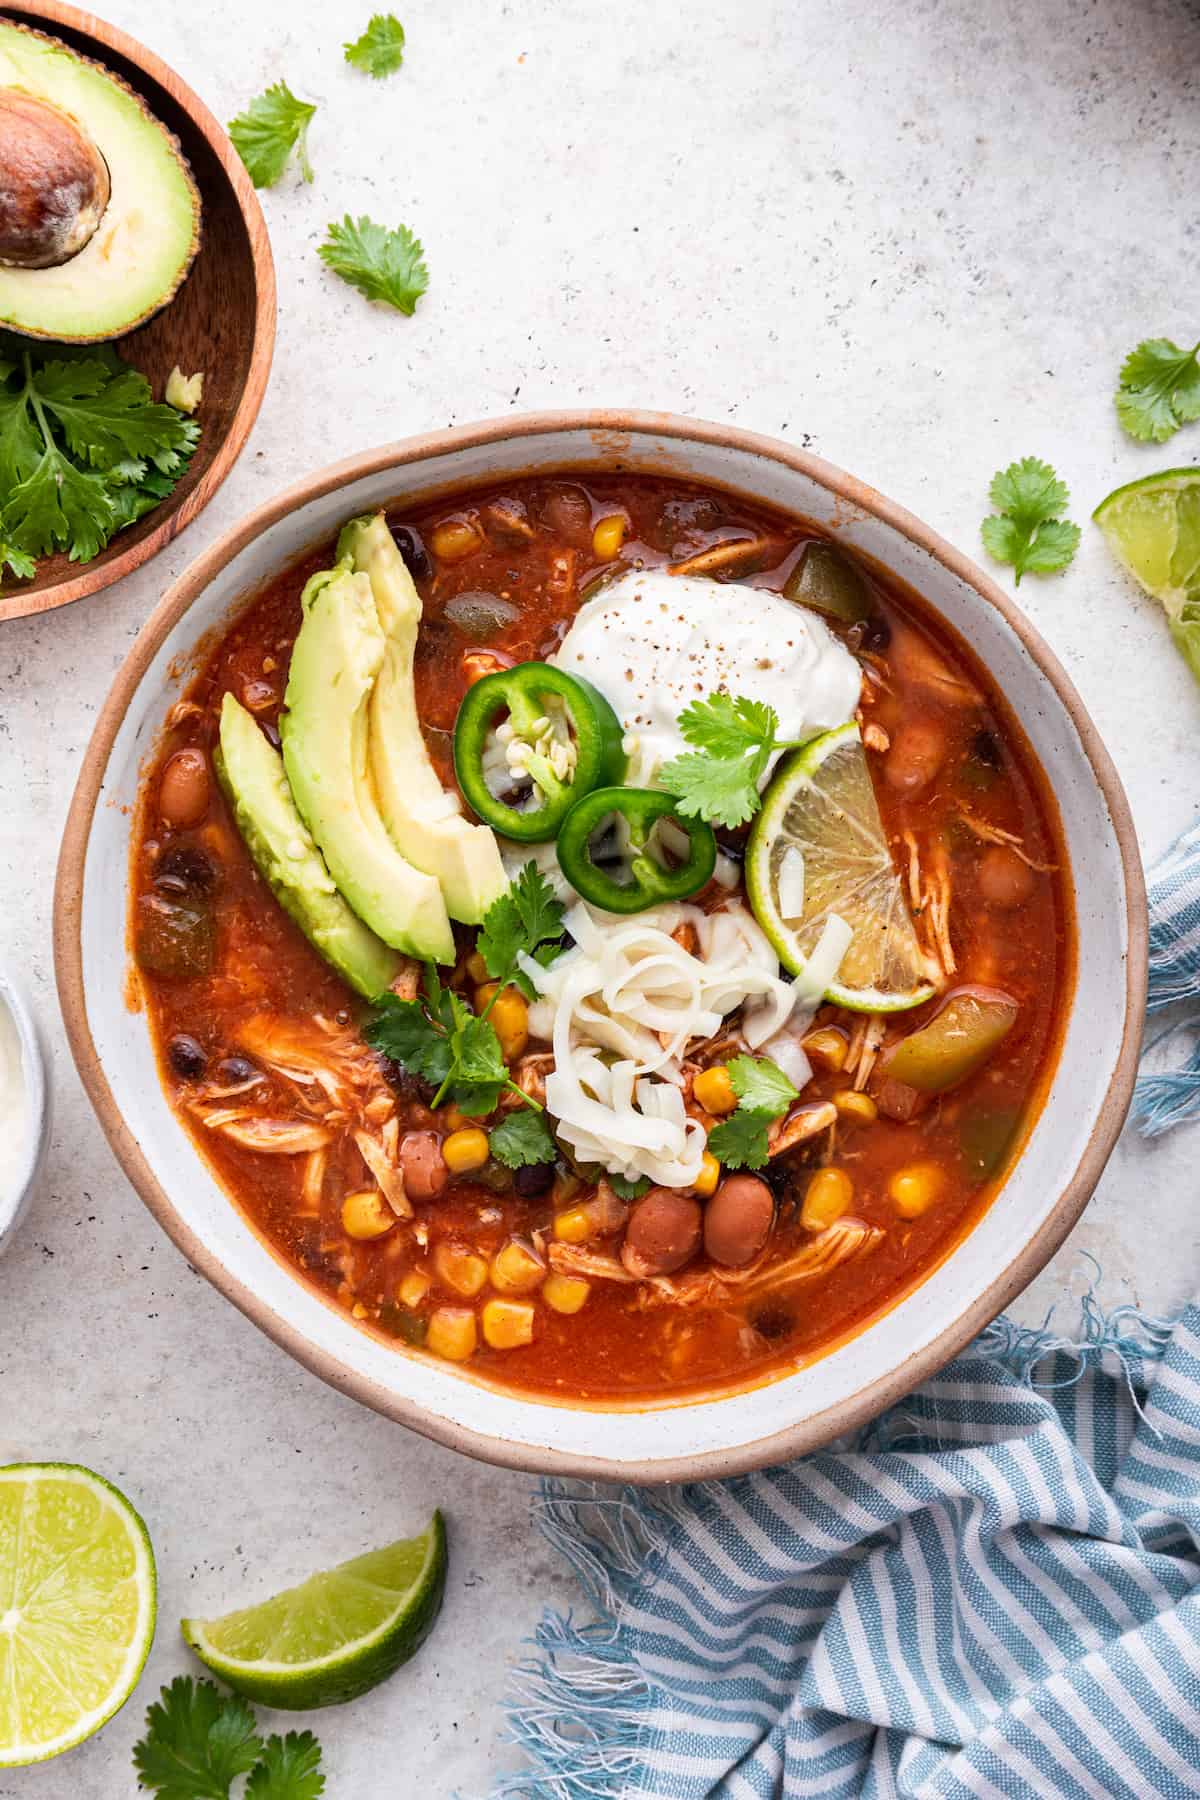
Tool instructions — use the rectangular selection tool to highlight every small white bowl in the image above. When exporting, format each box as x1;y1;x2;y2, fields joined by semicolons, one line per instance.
53;412;1147;1481
0;969;49;1256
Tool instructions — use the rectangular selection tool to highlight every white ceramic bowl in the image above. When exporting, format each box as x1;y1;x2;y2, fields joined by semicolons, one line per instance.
0;969;50;1257
54;413;1146;1480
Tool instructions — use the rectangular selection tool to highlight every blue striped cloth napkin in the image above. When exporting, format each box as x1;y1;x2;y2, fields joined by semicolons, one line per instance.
494;822;1200;1800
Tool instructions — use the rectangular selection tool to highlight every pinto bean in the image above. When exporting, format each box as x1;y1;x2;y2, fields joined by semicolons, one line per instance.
703;1175;774;1268
621;1188;702;1278
159;748;210;827
977;844;1037;909
883;718;946;796
538;484;593;546
399;1130;449;1199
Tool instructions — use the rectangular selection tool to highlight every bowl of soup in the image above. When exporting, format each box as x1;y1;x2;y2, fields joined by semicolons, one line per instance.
53;412;1146;1479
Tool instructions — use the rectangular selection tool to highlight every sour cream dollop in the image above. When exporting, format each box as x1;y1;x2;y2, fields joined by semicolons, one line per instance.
550;569;861;784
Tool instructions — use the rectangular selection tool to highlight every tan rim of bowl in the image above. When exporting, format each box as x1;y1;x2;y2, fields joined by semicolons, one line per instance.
52;410;1149;1481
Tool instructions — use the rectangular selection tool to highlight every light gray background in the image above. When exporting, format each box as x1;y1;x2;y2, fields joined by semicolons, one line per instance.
3;0;1200;1792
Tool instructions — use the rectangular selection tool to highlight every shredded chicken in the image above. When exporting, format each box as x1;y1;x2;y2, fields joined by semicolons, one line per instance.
668;536;778;578
635;1219;883;1310
548;1243;637;1283
954;804;1056;872
164;698;204;730
862;721;890;753
300;1147;327;1215
354;1130;411;1218
197;1112;333;1154
901;831;956;980
842;1014;886;1090
768;1100;837;1156
389;958;421;1001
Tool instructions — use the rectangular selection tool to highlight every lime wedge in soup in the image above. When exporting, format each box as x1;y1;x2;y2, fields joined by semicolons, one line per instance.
0;1463;156;1767
1094;467;1200;682
747;723;935;1014
182;1512;446;1709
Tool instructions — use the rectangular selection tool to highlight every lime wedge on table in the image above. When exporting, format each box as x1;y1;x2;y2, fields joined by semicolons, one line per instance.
1094;468;1200;679
747;723;935;1014
0;1463;156;1767
182;1512;446;1710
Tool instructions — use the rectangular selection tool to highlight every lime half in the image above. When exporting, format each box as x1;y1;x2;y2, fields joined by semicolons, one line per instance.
0;1463;156;1767
747;723;935;1013
1094;467;1200;680
182;1512;446;1710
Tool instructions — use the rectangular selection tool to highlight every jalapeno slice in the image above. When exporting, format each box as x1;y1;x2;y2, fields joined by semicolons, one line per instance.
557;787;717;913
453;662;627;842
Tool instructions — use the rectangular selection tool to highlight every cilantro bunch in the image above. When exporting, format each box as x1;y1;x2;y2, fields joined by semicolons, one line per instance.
660;693;806;829
707;1056;799;1170
133;1677;324;1798
0;340;199;582
365;866;564;1140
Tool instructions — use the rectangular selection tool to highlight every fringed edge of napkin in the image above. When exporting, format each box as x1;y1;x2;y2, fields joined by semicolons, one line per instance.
489;1294;1179;1799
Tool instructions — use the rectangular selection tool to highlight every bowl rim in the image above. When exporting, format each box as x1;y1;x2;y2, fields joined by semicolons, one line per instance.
0;965;49;1247
52;409;1149;1479
0;0;277;624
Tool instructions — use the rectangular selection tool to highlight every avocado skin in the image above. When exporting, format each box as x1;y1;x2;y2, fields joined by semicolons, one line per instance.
214;693;400;1001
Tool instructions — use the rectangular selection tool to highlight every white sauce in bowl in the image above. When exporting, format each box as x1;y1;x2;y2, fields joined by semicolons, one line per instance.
551;569;861;784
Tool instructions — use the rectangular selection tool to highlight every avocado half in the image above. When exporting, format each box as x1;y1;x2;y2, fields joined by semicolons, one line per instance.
0;22;201;342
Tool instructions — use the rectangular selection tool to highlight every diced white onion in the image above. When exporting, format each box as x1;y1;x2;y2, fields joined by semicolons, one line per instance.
759;1031;813;1090
791;913;854;1004
713;851;741;890
777;846;806;920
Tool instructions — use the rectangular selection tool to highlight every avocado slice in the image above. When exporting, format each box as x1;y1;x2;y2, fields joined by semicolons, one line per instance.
214;693;400;1001
339;512;508;925
0;23;200;341
281;566;455;964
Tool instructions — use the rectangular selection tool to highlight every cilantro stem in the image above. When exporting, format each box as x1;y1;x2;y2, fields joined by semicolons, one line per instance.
22;352;53;457
505;1079;543;1113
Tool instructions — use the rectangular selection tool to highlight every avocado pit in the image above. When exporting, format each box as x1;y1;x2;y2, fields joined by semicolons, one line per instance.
0;90;110;269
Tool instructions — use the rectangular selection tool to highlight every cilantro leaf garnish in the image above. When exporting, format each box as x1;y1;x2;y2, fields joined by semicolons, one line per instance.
318;215;429;317
707;1055;798;1171
489;1109;557;1169
364;993;453;1089
980;458;1080;584
605;1171;651;1200
660;694;803;828
133;1679;326;1798
1115;337;1200;443
344;14;406;77
229;82;317;187
245;1733;326;1799
478;862;565;997
0;344;198;573
133;1676;262;1796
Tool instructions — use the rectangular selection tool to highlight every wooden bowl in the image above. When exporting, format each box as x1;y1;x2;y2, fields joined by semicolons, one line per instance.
0;1;275;624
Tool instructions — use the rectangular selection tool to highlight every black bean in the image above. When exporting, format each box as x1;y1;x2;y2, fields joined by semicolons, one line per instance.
852;614;891;653
260;718;282;750
153;844;216;896
752;1303;794;1341
972;728;1003;770
514;1162;554;1199
218;1055;257;1085
167;1034;207;1080
392;525;432;583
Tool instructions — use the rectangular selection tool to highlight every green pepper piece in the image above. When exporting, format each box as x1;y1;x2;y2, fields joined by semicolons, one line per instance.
557;786;716;913
784;541;874;624
453;662;627;843
884;987;1018;1094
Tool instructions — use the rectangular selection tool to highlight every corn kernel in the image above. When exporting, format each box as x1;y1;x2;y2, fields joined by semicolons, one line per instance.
434;1240;489;1297
427;1306;477;1362
693;1065;737;1116
554;1204;594;1245
398;1268;431;1308
543;1273;591;1314
341;1189;395;1240
474;981;499;1012
889;1162;943;1218
465;950;489;984
802;1027;848;1073
443;1127;490;1175
491;1238;547;1294
693;1151;721;1197
481;1297;536;1349
801;1167;854;1231
592;513;628;560
443;1106;470;1132
490;987;529;1062
430;517;481;563
833;1089;878;1123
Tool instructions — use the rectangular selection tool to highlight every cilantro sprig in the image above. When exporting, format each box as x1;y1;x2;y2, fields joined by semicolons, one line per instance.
365;866;563;1119
133;1676;325;1798
980;458;1080;584
318;215;429;317
229;82;317;188
707;1055;798;1171
489;1109;557;1169
344;14;406;77
0;341;199;581
659;693;806;828
1115;337;1200;444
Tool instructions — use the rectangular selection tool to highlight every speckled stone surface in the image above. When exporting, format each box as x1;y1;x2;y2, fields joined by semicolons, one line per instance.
3;0;1200;1791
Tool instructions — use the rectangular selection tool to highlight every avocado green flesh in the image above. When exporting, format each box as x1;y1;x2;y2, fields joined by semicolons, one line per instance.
339;513;508;925
215;694;400;1001
282;567;455;964
0;23;200;341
